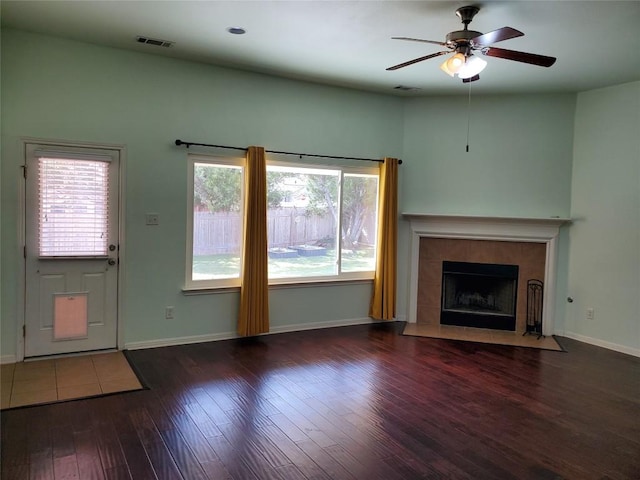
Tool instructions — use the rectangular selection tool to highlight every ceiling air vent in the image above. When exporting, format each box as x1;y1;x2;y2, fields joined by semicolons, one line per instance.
393;85;420;91
136;36;174;48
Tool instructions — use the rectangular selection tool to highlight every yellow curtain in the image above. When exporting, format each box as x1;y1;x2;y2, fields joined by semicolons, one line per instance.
238;146;270;336
369;157;399;320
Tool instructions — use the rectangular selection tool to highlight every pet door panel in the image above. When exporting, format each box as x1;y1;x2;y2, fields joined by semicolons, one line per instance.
53;292;89;340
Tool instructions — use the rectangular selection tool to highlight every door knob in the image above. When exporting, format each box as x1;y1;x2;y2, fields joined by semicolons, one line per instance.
108;259;117;266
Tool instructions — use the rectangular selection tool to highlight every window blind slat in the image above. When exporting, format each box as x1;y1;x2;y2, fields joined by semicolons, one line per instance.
38;157;110;257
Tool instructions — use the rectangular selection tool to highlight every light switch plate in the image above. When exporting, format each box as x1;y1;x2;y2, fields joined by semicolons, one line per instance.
145;213;159;225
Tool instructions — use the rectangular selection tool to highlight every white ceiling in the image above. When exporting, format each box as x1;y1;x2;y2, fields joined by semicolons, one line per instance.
2;1;639;95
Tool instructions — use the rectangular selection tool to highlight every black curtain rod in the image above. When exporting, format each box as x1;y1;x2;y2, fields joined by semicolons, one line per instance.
175;139;402;164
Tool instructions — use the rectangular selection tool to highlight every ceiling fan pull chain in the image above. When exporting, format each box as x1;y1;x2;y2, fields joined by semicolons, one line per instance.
466;81;472;152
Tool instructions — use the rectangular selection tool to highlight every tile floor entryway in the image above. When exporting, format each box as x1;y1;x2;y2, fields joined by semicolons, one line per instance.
0;351;143;409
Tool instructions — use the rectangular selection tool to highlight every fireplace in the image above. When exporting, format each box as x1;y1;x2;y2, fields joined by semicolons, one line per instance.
404;214;571;336
441;261;518;330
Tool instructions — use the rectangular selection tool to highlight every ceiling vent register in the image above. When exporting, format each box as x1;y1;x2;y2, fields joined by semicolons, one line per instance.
136;36;174;48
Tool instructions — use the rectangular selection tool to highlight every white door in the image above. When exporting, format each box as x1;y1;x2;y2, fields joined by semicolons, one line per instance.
24;143;120;358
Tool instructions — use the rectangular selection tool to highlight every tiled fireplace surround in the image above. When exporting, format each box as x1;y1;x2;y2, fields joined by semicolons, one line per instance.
405;215;569;336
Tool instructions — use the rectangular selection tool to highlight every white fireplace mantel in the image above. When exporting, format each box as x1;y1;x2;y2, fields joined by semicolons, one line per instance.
403;214;571;336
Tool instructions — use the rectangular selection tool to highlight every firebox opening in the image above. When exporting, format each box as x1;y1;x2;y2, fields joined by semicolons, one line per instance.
440;261;518;331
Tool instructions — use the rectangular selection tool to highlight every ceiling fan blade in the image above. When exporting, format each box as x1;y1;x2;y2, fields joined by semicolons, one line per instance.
483;47;557;67
386;51;450;71
392;37;448;47
471;27;523;46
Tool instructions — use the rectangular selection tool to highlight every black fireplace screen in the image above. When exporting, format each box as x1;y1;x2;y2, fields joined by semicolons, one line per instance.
441;261;519;330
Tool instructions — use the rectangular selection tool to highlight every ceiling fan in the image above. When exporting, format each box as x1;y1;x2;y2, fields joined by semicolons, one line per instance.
386;5;556;83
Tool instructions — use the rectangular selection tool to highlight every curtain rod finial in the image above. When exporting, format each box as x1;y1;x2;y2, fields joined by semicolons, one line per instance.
175;139;183;146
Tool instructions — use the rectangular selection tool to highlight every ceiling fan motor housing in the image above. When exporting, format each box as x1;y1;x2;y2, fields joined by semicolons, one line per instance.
446;30;483;56
446;30;483;44
450;6;482;54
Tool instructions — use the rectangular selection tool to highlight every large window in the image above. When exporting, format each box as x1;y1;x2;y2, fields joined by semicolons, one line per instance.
186;155;379;289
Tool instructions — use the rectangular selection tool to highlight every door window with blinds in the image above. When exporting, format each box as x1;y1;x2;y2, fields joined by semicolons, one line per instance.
38;155;110;257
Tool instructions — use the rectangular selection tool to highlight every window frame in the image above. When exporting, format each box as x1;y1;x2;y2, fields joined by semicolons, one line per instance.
185;155;379;291
265;160;379;285
185;154;245;290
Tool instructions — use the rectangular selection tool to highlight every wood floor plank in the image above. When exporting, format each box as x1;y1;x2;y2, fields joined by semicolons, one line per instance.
140;440;183;480
93;417;129;473
265;412;312;444
73;429;106;480
28;452;55;480
258;424;332;480
51;425;76;461
53;454;80;480
191;388;233;426
157;428;208;480
294;439;356;480
110;409;158;479
1;324;638;480
184;401;223;439
246;433;292;469
1;464;30;480
266;397;336;449
206;434;260;480
26;408;52;461
199;458;234;480
102;465;132;480
2;409;30;469
165;411;220;464
127;408;183;480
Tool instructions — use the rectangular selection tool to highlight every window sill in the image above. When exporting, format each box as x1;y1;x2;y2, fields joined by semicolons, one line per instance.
182;277;373;295
182;285;240;296
268;277;373;289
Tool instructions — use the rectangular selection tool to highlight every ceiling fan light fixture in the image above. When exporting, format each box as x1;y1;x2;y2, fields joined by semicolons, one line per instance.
439;60;455;77
458;55;487;79
445;52;466;74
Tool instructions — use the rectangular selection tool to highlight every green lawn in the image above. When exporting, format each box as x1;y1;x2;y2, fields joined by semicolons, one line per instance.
193;249;374;280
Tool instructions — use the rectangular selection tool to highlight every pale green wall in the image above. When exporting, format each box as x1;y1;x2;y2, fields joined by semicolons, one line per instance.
401;94;575;217
396;94;576;329
566;81;640;352
1;29;403;357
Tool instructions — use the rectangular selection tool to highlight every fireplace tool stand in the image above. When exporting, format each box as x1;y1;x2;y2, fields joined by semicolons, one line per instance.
523;279;544;339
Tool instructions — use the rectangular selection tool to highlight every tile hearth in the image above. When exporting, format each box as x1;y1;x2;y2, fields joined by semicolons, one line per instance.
403;323;564;351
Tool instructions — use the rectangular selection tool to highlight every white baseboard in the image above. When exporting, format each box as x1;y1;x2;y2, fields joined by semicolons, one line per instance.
269;317;377;334
1;354;17;365
125;331;238;350
125;317;380;351
562;331;640;358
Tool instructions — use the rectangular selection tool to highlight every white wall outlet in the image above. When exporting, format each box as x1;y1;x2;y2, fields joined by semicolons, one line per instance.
165;306;174;320
145;213;159;225
586;308;594;320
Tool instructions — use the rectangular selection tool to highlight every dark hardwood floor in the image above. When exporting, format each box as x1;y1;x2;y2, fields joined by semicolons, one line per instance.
2;322;639;479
